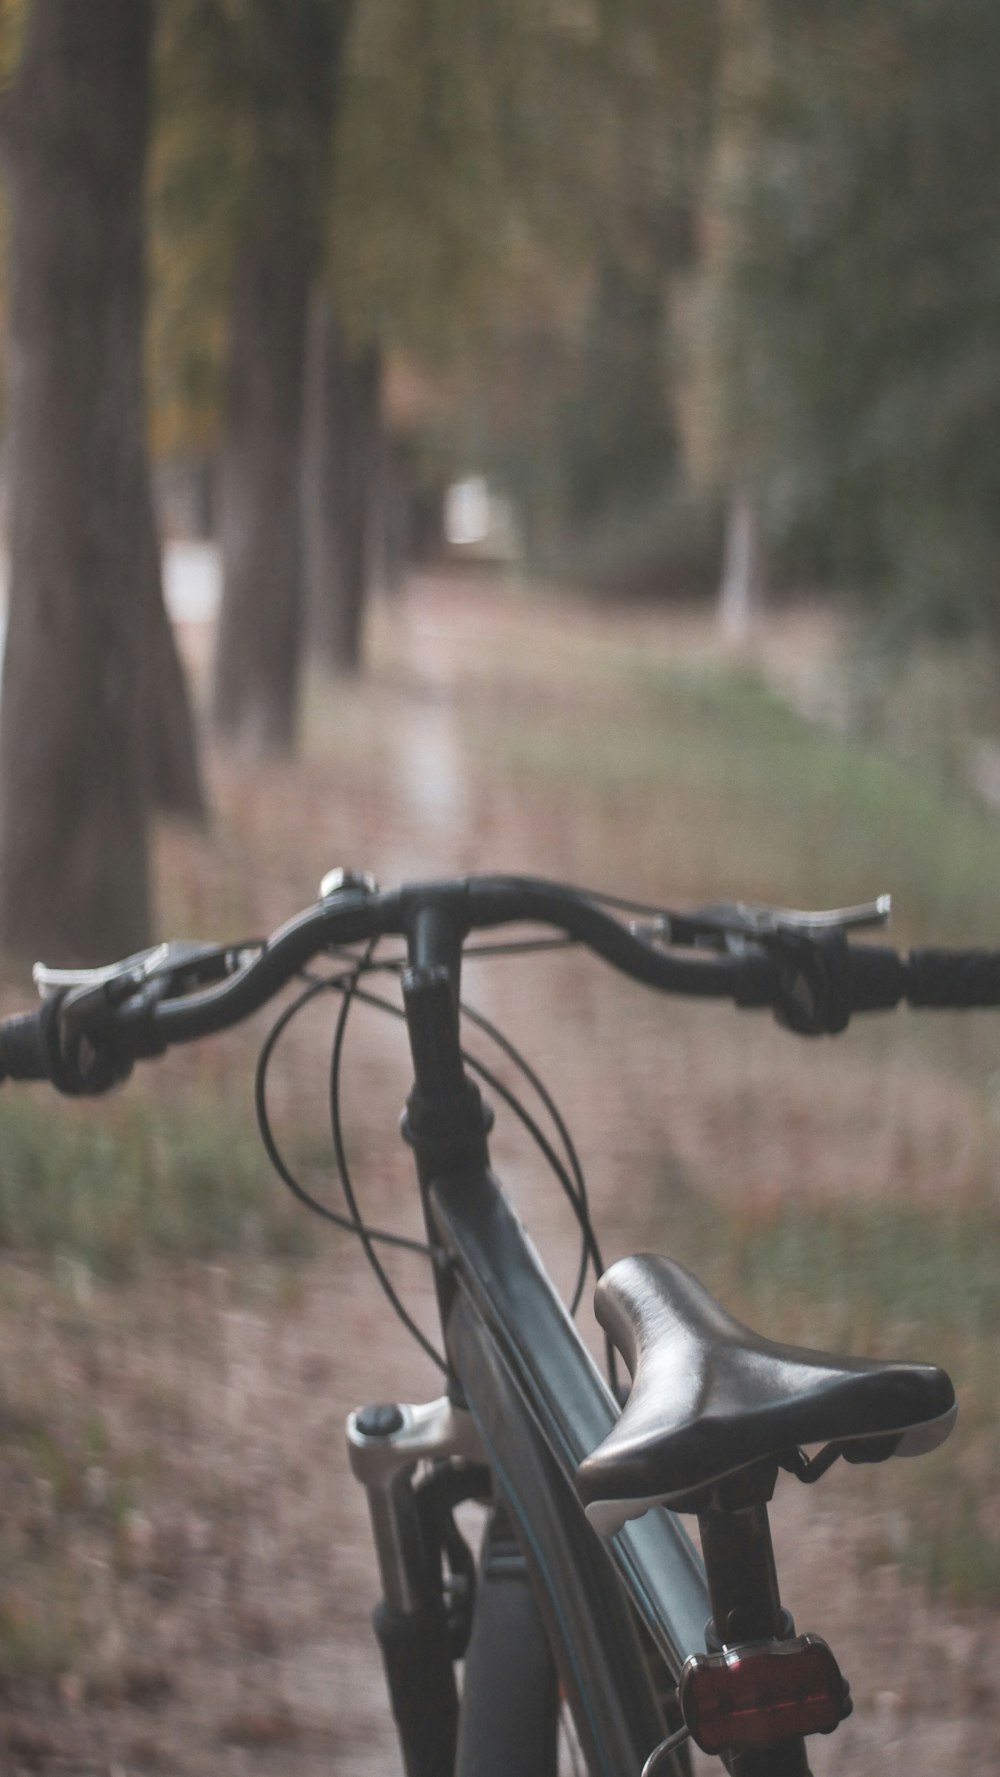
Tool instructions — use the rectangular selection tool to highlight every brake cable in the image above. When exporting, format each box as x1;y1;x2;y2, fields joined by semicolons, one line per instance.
254;940;618;1389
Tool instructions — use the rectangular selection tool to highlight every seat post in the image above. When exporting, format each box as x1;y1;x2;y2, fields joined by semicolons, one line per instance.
696;1471;812;1777
696;1485;787;1649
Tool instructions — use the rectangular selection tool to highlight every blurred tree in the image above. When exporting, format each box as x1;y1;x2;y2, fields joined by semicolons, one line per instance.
154;1;354;751
312;0;552;660
151;0;724;714
679;0;772;629
304;0;541;671
210;2;354;753
148;3;241;465
445;0;721;590
551;7;714;586
0;0;202;962
154;0;614;696
687;0;1000;639
302;296;380;674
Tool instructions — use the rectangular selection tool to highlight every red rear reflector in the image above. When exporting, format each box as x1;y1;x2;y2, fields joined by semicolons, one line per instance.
679;1633;849;1753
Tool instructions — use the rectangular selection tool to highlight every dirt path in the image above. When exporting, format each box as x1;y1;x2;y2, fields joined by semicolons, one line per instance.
3;575;997;1775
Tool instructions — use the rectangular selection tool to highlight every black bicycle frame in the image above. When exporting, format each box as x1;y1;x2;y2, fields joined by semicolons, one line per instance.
430;1162;709;1775
390;935;707;1770
395;930;812;1777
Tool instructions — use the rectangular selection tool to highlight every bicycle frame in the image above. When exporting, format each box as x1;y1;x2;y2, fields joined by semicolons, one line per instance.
433;1159;709;1774
349;943;817;1777
348;1151;707;1777
347;948;710;1774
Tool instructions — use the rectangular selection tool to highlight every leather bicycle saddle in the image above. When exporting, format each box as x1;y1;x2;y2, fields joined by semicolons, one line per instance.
577;1254;956;1536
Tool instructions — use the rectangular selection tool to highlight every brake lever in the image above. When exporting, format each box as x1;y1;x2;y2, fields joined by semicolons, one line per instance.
632;896;891;950
696;896;891;937
34;940;260;1031
33;942;177;1000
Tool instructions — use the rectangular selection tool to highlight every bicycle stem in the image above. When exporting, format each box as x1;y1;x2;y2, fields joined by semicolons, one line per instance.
399;923;497;1409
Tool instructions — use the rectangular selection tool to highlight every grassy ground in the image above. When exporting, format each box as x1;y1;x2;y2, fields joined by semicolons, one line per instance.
0;578;998;1772
473;650;1000;940
0;1094;312;1278
430;603;1000;1608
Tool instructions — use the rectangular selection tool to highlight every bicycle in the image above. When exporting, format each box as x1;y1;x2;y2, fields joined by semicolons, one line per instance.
0;868;991;1777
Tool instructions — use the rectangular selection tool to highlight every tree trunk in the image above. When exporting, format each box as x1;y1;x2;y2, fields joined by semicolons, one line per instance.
718;489;767;642
140;480;206;816
211;0;354;752
212;226;314;754
302;292;380;676
0;0;162;963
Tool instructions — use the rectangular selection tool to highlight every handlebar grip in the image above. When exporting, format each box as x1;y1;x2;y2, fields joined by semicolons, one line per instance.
0;1009;52;1081
0;997;133;1094
907;949;1000;1008
846;944;908;1013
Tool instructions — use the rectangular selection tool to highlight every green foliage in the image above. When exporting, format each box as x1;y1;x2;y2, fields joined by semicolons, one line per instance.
0;0;28;91
330;0;527;359
149;0;350;455
148;0;724;571
149;0;1000;618
688;0;1000;632
149;1;249;452
152;0;614;446
0;1091;312;1278
442;2;722;582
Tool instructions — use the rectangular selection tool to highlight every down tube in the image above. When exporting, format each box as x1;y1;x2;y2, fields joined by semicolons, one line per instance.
449;1286;664;1775
430;1173;711;1730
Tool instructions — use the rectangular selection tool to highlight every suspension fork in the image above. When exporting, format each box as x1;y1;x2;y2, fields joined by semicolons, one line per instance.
347;1398;486;1777
346;900;495;1775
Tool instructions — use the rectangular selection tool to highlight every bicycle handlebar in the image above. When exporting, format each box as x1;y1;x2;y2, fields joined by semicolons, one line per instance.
0;1006;59;1081
906;948;1000;1007
0;873;998;1094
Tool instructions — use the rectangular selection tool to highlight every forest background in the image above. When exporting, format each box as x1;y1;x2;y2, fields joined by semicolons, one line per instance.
0;0;997;959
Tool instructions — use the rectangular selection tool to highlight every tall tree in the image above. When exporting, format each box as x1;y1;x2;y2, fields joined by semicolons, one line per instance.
210;1;353;754
330;0;720;590
686;0;1000;636
302;292;380;675
305;0;533;677
153;0;723;709
0;0;199;962
680;0;773;626
539;6;717;587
